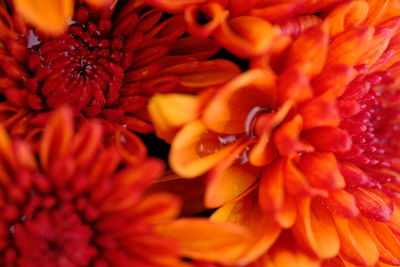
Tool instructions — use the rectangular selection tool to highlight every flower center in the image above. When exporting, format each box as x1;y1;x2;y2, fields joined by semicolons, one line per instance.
24;5;126;117
13;206;97;266
337;71;400;184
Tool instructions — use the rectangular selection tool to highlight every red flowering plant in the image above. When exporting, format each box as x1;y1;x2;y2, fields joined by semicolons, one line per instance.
0;106;251;266
0;0;240;159
2;0;400;266
149;1;400;266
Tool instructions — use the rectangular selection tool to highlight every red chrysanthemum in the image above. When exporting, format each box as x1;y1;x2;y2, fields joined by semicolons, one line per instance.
0;106;188;266
0;0;239;139
0;106;253;266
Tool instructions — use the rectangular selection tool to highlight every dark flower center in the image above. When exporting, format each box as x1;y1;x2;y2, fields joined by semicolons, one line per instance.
24;5;127;117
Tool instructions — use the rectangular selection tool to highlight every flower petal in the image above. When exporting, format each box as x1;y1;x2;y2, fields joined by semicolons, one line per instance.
286;23;329;77
333;217;379;266
323;189;360;218
278;67;313;104
362;219;400;265
327;26;374;66
149;93;199;142
292;198;340;259
203;69;276;134
160;59;241;90
39;107;73;170
211;190;282;263
357;27;394;67
205;140;259;208
274;115;314;156
297;152;345;191
156;218;250;265
312;64;357;97
299;95;340;130
302;127;352;153
14;0;73;34
184;3;228;38
170;120;242;177
349;188;393;221
214;16;277;58
325;0;369;37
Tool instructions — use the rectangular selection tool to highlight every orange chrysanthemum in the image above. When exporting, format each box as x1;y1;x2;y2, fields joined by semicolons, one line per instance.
149;2;400;266
0;0;239;142
0;106;251;266
146;0;399;59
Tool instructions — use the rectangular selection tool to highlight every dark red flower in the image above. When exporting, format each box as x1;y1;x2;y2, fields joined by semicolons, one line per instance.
0;0;239;138
0;107;187;266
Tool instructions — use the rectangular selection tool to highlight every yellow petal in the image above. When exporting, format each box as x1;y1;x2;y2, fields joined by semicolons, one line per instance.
212;190;282;264
14;0;73;35
149;93;199;142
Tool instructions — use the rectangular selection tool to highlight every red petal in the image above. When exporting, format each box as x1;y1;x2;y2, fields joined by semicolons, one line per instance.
302;127;351;153
297;152;345;191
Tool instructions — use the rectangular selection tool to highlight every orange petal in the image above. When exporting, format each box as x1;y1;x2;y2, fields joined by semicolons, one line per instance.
114;128;147;164
170;120;242;177
312;64;357;97
0;124;15;184
292;198;340;259
364;0;390;25
69;120;103;169
333;217;379;266
297;152;345;191
85;0;114;6
14;0;72;35
155;218;249;265
357;27;394;66
259;159;285;215
349;187;393;221
284;158;321;197
286;23;329;77
214;16;277;58
325;0;369;37
147;173;206;216
205;162;259;208
302;127;352;153
299;95;340;130
160;59;241;90
249;100;293;166
149;93;199;142
143;0;205;13
132;192;181;223
323;189;360;218
278;67;313;104
260;233;321;267
184;3;229;38
205;140;259;208
274;115;314;156
211;190;282;264
203;69;276;134
362;219;400;265
39;107;73;171
327;26;375;66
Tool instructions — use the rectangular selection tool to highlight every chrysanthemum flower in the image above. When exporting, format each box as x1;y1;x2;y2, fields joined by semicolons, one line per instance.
149;3;400;265
0;0;239;140
145;0;398;59
0;106;250;266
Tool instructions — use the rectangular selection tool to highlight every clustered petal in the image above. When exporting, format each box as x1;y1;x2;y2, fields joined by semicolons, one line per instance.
2;0;400;266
